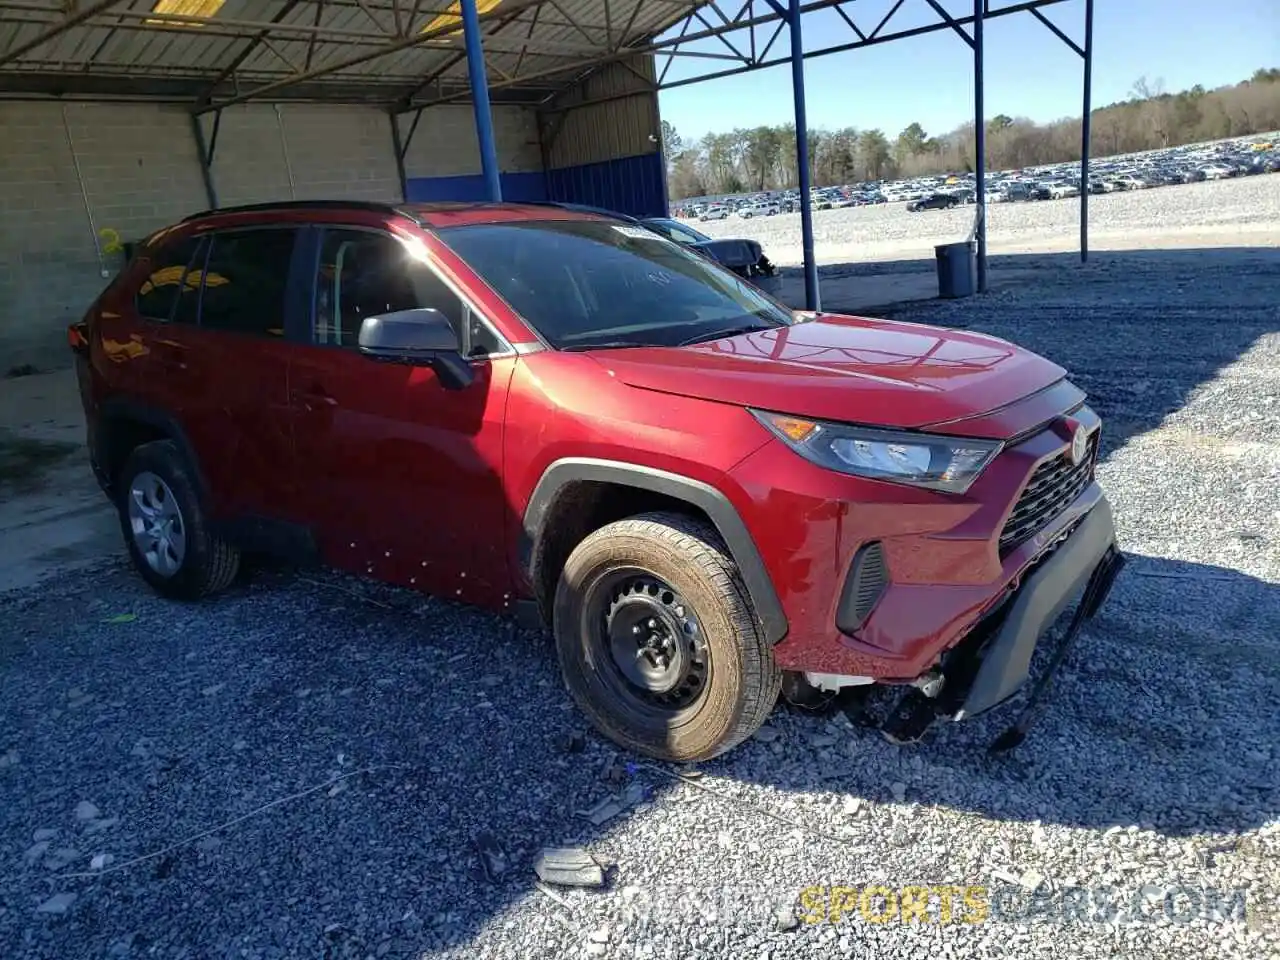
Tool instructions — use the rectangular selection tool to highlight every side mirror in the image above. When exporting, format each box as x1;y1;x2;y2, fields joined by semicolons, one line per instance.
357;308;474;390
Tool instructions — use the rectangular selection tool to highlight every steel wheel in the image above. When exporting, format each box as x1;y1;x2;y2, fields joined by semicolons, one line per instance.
590;569;710;717
127;470;186;577
554;512;781;761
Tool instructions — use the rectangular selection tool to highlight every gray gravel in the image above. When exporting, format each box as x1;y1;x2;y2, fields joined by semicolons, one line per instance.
2;248;1279;959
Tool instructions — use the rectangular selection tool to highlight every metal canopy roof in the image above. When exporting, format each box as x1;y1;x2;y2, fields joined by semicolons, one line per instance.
0;0;697;107
0;0;1077;112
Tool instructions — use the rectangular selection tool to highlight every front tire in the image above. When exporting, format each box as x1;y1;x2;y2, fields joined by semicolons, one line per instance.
117;440;240;600
553;512;781;762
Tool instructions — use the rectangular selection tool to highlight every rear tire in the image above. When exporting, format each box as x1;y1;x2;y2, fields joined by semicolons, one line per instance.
553;511;781;762
117;440;240;600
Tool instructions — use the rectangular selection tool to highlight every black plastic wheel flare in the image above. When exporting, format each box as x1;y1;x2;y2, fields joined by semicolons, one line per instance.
599;574;708;711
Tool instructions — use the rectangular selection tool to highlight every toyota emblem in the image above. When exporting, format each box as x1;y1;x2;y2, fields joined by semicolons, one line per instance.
1069;425;1089;466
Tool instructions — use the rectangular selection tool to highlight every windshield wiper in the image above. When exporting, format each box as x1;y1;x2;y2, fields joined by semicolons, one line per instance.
678;323;772;347
558;340;658;353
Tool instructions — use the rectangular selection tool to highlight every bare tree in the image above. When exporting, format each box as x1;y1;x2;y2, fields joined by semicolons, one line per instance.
666;68;1280;199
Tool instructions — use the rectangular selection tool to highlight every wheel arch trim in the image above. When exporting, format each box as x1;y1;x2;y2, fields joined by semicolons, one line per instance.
521;457;788;644
97;398;209;503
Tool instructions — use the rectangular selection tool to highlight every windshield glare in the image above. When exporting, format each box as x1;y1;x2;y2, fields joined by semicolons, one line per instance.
438;219;791;350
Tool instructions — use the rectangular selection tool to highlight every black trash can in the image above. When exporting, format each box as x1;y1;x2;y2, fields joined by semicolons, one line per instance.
935;241;976;298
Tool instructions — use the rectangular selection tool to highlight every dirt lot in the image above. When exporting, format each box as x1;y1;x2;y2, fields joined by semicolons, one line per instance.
691;174;1280;265
1;221;1278;956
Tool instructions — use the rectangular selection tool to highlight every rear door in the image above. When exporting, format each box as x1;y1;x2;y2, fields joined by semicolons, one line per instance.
145;225;305;523
287;225;517;606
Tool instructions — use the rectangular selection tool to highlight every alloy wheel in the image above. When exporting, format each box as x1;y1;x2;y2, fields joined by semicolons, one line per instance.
127;470;186;576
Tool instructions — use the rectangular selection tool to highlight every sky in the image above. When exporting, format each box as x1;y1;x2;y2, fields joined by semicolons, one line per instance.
655;0;1280;144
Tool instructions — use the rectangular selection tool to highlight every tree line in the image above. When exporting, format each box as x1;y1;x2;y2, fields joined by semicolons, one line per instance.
662;68;1280;200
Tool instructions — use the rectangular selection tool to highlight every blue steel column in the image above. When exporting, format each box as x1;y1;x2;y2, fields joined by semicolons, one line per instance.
1080;0;1094;262
460;0;502;201
787;0;819;311
973;0;987;293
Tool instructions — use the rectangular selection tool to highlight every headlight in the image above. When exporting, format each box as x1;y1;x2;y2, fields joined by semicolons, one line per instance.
750;410;1003;494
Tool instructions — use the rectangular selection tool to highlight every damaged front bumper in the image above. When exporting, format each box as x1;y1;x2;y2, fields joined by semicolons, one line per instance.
861;496;1125;748
951;496;1123;721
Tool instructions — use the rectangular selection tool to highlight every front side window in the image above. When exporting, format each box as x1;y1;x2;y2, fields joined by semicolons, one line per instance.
198;228;297;338
438;219;792;351
313;228;503;357
135;234;203;321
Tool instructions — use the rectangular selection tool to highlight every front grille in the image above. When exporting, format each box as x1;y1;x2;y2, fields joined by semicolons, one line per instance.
999;432;1098;555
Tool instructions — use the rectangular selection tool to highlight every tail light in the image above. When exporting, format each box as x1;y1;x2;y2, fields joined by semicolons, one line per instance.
67;321;90;356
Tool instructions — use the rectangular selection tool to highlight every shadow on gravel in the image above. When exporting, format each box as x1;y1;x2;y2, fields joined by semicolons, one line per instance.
813;245;1280;465
1;550;1275;957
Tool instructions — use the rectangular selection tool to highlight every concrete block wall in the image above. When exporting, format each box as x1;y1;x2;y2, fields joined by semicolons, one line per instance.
0;101;541;373
399;104;542;178
0;101;208;374
206;103;402;206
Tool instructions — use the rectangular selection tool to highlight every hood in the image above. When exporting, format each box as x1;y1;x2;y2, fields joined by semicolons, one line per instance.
589;315;1067;431
688;238;763;269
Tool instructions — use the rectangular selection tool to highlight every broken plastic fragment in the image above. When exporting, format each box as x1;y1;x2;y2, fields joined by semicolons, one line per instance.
533;847;606;888
555;732;587;754
581;796;625;827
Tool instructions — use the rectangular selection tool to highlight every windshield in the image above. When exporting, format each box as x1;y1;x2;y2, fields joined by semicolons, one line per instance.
438;218;792;350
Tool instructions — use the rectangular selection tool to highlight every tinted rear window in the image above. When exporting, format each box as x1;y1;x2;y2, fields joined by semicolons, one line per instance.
135;234;203;321
199;228;297;338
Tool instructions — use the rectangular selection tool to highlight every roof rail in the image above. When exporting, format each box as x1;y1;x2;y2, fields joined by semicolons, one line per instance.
181;200;418;223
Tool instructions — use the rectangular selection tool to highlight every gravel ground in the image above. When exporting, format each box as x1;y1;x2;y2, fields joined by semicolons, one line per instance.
691;174;1280;265
2;250;1279;959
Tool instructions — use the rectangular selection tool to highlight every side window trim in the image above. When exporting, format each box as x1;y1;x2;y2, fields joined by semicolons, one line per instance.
174;236;210;326
309;223;514;360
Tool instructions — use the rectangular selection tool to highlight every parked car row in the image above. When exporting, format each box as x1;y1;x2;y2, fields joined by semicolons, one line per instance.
674;132;1280;219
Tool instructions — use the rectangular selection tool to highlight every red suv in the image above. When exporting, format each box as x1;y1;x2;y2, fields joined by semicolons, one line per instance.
69;200;1123;761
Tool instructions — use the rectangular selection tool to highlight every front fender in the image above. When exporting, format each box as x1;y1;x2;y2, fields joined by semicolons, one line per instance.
521;457;789;644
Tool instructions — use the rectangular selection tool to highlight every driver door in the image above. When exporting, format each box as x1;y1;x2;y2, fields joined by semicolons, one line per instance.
288;225;516;607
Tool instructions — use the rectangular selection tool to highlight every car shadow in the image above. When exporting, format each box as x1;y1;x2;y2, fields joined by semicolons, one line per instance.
41;546;1262;955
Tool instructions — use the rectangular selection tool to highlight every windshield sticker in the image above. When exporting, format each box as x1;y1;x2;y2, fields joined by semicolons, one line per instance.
613;225;674;243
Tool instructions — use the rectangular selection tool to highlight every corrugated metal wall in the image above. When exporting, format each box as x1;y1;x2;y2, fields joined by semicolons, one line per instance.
399;55;666;217
540;55;665;216
406;171;547;203
545;57;659;169
545;155;665;218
